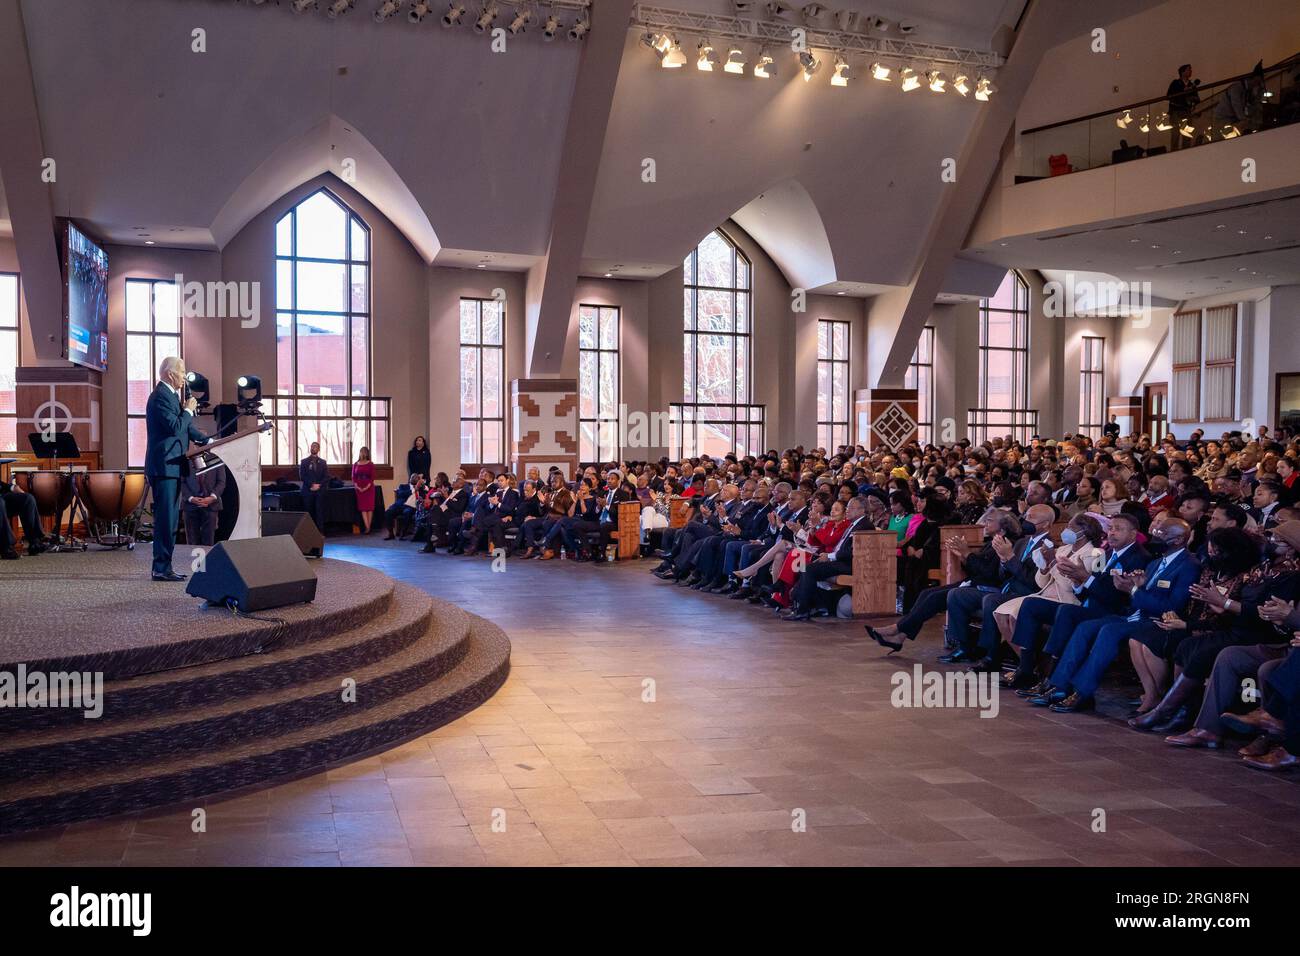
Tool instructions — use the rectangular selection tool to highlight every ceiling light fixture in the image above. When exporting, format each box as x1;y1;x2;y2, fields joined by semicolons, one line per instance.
408;0;432;21
1138;114;1150;133
899;67;920;91
974;76;994;100
507;8;531;33
952;73;970;95
567;10;588;39
833;9;856;31
870;61;891;81
753;48;775;78
697;38;719;71
831;56;850;86
1178;118;1196;138
373;0;403;22
442;1;465;25
661;37;687;68
926;69;946;92
1116;109;1132;129
724;47;746;74
799;49;821;81
473;2;498;32
326;0;355;17
290;0;317;12
1155;113;1172;131
542;10;559;39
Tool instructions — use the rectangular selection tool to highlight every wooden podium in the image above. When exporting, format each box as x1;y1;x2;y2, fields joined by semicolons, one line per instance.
186;423;271;541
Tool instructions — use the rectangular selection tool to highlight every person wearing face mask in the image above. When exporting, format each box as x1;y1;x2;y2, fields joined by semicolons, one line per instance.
1005;512;1150;692
1139;522;1300;740
1029;517;1200;714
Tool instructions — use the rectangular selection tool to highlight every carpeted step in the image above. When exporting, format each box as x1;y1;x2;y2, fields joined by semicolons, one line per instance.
0;581;433;733
0;586;475;781
0;617;511;835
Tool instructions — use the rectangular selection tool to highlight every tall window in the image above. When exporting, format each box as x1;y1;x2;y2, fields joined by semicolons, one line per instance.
0;273;17;452
1079;335;1105;438
126;279;181;467
817;319;850;451
678;229;761;458
1171;310;1201;423
974;271;1033;442
578;304;619;463
459;297;505;465
1203;305;1237;421
905;325;935;445
273;189;373;465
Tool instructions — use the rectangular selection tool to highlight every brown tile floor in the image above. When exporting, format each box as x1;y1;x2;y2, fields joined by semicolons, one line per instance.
3;536;1298;867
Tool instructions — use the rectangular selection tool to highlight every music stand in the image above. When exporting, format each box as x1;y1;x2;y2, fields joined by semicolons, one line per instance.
27;431;88;551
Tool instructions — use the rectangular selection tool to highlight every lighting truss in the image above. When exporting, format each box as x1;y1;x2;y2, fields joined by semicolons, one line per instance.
630;4;1003;72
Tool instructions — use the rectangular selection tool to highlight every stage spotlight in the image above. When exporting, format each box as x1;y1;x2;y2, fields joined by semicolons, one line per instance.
567;11;588;39
661;37;687;68
867;15;887;30
373;0;403;21
1138;114;1150;132
290;0;317;12
870;61;891;81
641;31;667;52
1155;113;1172;131
764;1;790;17
800;3;824;20
833;9;857;31
974;76;995;100
1221;124;1241;139
473;2;498;32
542;13;559;39
898;21;916;34
926;70;946;92
753;48;775;78
697;39;719;71
409;0;433;21
507;8;531;33
732;0;752;9
952;73;970;95
723;47;746;74
325;0;354;15
185;371;211;409
1179;118;1196;138
235;375;263;409
798;50;820;81
831;56;850;86
1116;109;1133;129
442;1;466;25
899;67;920;91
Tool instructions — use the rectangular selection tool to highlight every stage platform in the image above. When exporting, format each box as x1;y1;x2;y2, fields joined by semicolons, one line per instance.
0;547;510;835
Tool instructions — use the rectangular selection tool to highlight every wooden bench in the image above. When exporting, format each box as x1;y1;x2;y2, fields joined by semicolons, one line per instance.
668;497;692;528
942;524;986;585
824;529;898;617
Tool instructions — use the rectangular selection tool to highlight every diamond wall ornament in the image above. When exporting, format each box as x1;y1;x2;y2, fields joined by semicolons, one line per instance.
871;400;917;451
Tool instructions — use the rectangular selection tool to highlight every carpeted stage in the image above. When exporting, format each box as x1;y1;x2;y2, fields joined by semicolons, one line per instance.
0;547;511;835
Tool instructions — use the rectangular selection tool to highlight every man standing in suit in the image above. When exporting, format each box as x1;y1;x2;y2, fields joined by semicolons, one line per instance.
182;465;227;548
145;356;210;581
299;442;329;534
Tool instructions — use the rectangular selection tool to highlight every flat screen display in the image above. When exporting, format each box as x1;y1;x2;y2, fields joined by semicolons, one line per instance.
64;222;109;371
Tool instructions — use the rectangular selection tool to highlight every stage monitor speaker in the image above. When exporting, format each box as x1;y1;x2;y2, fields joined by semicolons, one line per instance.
186;535;318;612
262;510;324;558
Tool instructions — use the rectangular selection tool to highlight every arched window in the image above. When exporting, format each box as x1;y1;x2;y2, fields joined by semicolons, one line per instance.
676;229;762;457
270;189;384;465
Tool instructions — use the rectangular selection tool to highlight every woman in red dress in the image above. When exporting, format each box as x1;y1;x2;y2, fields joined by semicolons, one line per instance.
353;446;376;533
769;499;850;608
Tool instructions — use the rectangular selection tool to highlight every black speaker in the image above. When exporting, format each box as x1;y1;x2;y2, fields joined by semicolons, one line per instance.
261;510;325;558
186;535;318;611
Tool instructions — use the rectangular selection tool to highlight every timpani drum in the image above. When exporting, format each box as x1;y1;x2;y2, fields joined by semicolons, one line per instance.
74;470;147;549
14;470;74;521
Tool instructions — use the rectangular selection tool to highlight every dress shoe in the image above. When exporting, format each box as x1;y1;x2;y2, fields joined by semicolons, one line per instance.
937;648;977;665
1049;692;1095;714
1220;708;1286;739
711;582;737;595
152;571;187;582
676;574;697;587
1242;746;1298;772
25;540;47;555
1016;679;1053;699
1165;728;1221;749
538;550;556;561
729;586;752;600
1002;670;1038;691
653;569;676;580
966;657;1001;674
1;548;18;560
1150;705;1193;735
745;594;765;605
1028;688;1067;707
865;625;903;653
1239;735;1274;757
783;608;812;621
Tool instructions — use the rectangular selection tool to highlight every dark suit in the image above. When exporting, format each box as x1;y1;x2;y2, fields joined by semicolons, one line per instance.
299;454;330;533
182;466;226;547
145;382;209;576
790;515;868;612
947;533;1052;654
1050;548;1201;699
0;479;42;552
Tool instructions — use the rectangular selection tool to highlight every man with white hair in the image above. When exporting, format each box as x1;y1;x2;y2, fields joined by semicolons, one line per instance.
145;355;211;580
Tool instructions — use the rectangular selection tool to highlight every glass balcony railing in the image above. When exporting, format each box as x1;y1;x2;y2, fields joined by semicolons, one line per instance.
1017;54;1300;180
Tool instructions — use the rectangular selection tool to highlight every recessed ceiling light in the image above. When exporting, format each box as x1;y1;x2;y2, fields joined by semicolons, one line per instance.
604;273;612;277
1264;234;1274;240
836;291;845;295
1173;250;1182;254
1237;229;1247;235
1150;244;1160;249
1129;238;1141;243
1215;224;1226;230
144;240;155;245
476;264;486;269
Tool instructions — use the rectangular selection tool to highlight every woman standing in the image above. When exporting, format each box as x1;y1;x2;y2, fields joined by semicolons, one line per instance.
353;446;376;533
407;436;431;482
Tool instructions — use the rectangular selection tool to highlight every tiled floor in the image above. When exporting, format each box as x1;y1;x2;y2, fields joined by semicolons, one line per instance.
3;535;1298;867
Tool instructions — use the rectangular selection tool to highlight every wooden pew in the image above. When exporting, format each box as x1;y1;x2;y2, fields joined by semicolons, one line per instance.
942;524;986;585
668;497;692;529
615;500;641;560
827;530;898;617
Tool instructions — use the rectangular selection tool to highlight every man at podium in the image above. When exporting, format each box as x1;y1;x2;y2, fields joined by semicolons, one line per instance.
146;356;211;581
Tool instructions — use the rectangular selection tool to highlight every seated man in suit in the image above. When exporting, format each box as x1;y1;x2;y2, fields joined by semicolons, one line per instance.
447;478;488;554
1030;517;1199;713
670;483;748;585
466;475;520;556
864;508;1012;652
182;465;226;547
940;505;1056;667
299;442;330;534
0;477;47;560
384;473;424;540
701;483;774;593
1004;511;1148;690
782;496;869;621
